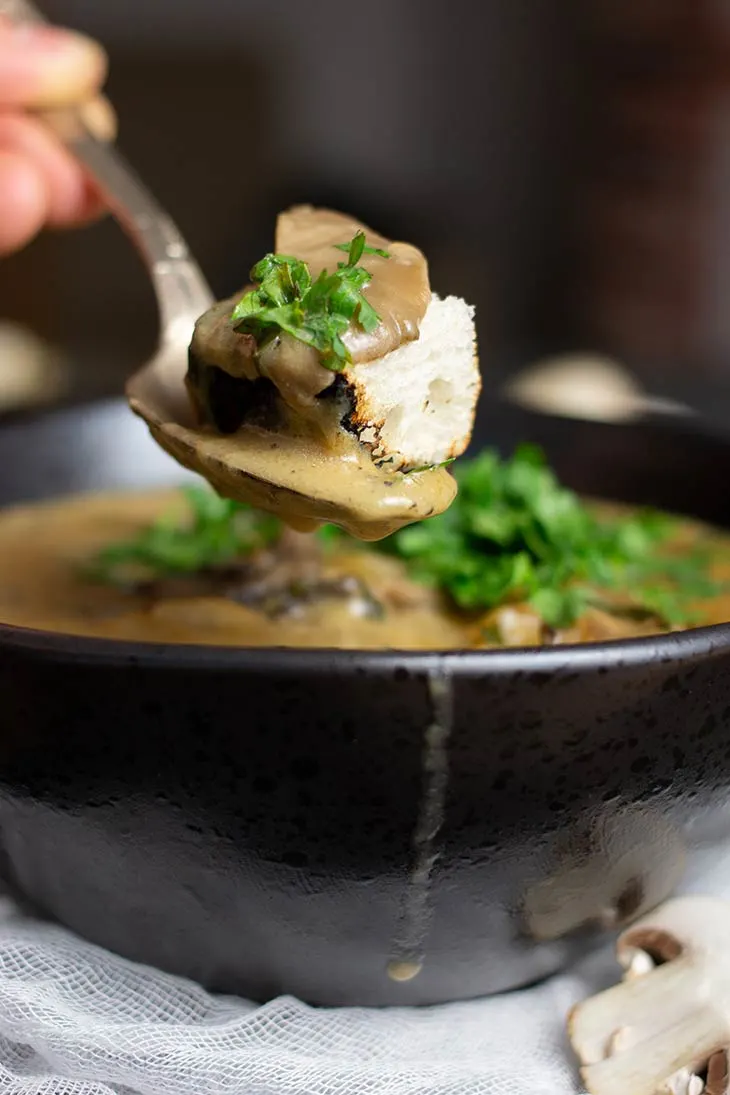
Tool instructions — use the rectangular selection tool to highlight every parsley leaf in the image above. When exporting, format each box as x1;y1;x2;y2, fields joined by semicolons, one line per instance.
333;237;391;261
230;231;388;371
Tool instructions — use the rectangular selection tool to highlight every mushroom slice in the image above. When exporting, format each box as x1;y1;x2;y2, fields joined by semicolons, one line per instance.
569;896;730;1095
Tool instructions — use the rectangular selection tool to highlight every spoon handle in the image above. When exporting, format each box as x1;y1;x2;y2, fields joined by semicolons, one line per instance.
0;0;214;344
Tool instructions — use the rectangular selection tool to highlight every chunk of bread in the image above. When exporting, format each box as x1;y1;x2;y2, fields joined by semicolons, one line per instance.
342;293;479;471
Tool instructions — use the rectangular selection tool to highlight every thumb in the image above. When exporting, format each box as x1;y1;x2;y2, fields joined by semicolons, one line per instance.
0;18;107;109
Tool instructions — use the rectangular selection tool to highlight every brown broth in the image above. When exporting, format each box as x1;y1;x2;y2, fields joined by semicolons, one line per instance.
0;488;727;649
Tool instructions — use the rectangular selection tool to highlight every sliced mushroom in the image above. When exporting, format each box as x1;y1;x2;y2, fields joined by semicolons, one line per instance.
129;528;386;621
569;896;730;1095
276;205;431;364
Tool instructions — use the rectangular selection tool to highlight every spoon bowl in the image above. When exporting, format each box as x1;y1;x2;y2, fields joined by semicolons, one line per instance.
128;366;458;539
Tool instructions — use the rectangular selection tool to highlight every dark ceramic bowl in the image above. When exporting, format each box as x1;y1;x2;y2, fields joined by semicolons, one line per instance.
0;396;730;1006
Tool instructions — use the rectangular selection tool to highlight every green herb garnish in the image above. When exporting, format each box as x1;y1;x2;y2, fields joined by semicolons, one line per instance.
379;444;720;628
333;238;390;260
230;230;389;371
89;485;280;586
89;447;724;630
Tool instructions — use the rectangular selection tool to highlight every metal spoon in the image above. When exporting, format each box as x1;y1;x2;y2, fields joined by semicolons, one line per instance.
3;0;456;539
502;353;695;425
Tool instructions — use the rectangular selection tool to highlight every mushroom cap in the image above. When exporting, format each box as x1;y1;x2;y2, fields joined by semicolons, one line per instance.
569;896;730;1095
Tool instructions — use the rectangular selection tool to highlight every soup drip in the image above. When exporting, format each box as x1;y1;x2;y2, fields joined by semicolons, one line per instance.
387;669;453;982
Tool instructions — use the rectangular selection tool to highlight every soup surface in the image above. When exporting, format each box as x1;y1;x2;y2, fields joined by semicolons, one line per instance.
0;487;729;649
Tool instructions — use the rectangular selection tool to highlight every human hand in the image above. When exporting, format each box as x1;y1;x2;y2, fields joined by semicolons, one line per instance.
0;16;114;256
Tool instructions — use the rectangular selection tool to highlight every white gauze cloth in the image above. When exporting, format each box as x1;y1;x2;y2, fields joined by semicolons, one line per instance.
3;851;730;1095
0;894;607;1095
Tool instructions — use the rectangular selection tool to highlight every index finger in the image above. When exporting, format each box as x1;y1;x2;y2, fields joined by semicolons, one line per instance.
0;18;107;109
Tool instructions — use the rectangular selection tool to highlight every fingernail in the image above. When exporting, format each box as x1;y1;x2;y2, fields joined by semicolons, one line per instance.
9;21;103;61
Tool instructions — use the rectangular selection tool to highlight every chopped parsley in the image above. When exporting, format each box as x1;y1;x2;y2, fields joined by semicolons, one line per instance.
89;446;724;629
88;485;279;586
333;238;390;260
379;444;720;628
230;231;390;371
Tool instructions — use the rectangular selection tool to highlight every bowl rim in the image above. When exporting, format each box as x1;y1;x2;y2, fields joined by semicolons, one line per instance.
2;615;729;674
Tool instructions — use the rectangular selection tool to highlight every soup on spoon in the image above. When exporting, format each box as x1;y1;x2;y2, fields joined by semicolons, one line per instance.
127;207;480;540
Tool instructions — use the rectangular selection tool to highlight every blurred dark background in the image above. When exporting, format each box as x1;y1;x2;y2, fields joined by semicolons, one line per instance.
3;0;730;416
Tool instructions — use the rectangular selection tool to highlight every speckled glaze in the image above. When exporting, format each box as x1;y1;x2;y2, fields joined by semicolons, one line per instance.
0;397;729;1006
